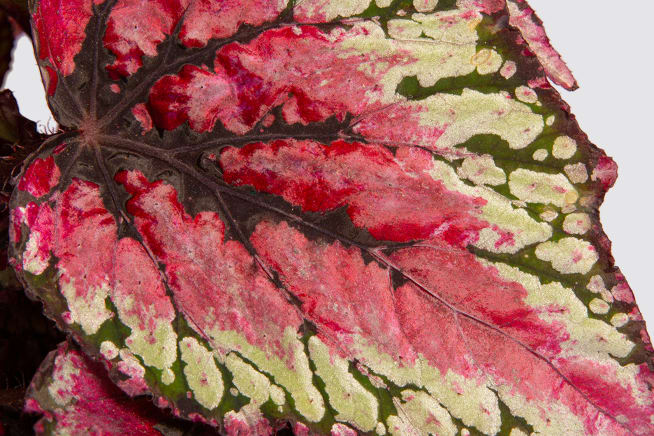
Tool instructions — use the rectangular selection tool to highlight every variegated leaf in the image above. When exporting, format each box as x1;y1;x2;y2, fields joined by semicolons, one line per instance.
26;341;219;435
11;0;654;435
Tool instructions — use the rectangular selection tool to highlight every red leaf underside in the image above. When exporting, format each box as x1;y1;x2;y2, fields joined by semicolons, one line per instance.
11;0;654;435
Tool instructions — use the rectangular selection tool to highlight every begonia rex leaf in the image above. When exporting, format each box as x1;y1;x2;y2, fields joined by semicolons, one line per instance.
11;1;654;434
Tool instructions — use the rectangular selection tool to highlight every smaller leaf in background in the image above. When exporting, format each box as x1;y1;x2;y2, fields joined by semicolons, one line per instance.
0;90;42;194
0;9;13;85
0;0;30;36
0;243;63;399
26;342;220;436
0;281;62;436
0;89;27;143
0;89;39;141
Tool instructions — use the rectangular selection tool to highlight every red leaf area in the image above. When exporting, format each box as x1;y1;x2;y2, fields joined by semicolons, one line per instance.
59;178;175;360
35;0;470;152
11;202;54;276
13;176;175;393
32;0;97;76
34;0;289;85
17;156;60;198
26;343;171;436
221;139;486;243
103;0;288;78
117;170;301;355
147;173;654;435
18;151;654;433
252;224;653;435
506;0;578;90
147;25;403;134
139;17;487;159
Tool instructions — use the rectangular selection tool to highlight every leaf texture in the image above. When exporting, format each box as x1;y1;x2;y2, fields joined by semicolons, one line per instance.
25;341;220;435
11;1;654;435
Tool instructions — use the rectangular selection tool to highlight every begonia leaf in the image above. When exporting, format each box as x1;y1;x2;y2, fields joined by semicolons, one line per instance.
0;270;62;435
0;89;61;434
25;341;220;435
0;90;58;390
10;1;654;435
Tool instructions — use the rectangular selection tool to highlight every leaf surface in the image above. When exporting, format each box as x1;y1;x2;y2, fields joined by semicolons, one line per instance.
11;1;654;435
0;89;62;435
25;341;220;435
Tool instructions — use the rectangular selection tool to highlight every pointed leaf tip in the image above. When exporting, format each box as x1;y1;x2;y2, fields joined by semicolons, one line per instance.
507;0;579;90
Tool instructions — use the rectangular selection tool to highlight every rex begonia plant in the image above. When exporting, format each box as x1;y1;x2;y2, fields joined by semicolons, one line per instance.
1;0;653;435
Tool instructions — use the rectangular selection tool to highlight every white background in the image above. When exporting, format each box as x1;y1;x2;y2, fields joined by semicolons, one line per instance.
3;2;653;327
